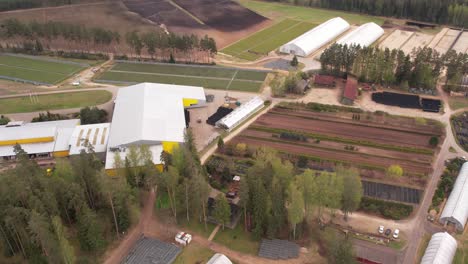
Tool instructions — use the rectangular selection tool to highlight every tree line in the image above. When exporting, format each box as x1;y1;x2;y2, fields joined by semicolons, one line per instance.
269;0;468;27
125;31;217;63
0;0;84;12
320;44;467;90
236;147;363;240
0;145;138;263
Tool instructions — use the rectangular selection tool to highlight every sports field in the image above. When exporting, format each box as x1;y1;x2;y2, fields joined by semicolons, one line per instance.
221;19;317;61
0;54;88;85
0;90;112;114
239;0;384;25
95;62;269;92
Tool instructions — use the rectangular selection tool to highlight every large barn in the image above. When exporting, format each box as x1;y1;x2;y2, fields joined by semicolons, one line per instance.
105;82;207;171
279;17;350;57
337;22;384;48
420;232;457;264
439;162;468;231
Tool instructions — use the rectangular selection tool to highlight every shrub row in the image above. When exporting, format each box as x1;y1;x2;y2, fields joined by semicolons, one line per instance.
278;131;307;142
359;197;413;220
431;158;465;208
278;102;364;113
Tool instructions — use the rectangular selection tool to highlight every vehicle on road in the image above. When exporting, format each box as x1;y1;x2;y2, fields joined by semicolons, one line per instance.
385;229;392;236
393;229;400;239
378;225;384;234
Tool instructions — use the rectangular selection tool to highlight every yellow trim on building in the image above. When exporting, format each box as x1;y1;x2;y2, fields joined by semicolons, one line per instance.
182;98;198;107
162;141;179;154
0;136;55;146
53;151;69;158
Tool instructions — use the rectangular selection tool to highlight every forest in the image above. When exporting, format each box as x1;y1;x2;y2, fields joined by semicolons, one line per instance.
320;44;468;91
268;0;468;27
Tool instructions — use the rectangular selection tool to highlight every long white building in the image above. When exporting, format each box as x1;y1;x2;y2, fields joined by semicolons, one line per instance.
279;17;350;57
337;22;384;48
439;162;468;231
421;232;457;264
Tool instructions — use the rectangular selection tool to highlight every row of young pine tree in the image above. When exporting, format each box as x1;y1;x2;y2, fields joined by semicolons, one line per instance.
0;145;138;263
320;44;468;90
271;0;468;27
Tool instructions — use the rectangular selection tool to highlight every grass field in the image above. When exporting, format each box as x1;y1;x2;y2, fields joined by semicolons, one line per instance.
0;54;87;84
213;224;259;255
239;0;385;25
222;19;317;61
454;232;468;264
0;90;112;114
96;62;269;92
173;242;215;264
449;97;468;110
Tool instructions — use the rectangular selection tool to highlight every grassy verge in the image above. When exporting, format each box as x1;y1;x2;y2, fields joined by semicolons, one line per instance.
213;224;259;255
173;242;215;264
416;234;431;263
454;232;468;264
0;90;112;113
239;0;385;25
449;97;468;110
178;219;214;239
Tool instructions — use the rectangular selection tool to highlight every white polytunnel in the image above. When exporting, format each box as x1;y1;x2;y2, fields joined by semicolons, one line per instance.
420;232;457;264
337;22;384;48
439;162;468;231
216;96;264;131
279;17;350;57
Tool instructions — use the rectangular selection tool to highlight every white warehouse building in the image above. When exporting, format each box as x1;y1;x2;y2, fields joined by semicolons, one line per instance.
279;17;350;57
420;232;457;264
439;162;468;231
337;22;384;48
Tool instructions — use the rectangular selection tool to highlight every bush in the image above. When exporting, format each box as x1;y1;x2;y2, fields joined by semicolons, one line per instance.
431;158;465;208
359;197;413;220
429;136;439;147
0;115;10;125
32;111;69;122
80;107;108;125
279;131;307;142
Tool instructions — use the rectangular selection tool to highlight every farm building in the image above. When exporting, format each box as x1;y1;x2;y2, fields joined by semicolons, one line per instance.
207;253;233;264
68;123;110;156
105;82;207;171
342;77;358;105
439;162;468;231
0;119;79;160
337;22;384;47
216;96;264;131
420;232;457;264
279;17;350;57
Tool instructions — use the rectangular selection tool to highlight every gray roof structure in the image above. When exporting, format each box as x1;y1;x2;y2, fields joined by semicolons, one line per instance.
440;162;468;231
123;236;181;264
258;239;299;260
420;232;457;264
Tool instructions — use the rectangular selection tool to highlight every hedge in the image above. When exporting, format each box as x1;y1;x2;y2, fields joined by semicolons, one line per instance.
359;197;413;220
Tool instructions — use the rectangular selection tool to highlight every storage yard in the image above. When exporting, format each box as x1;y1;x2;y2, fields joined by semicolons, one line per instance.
400;32;435;54
227;103;445;194
221;19;317;61
0;53;88;85
95;61;269;92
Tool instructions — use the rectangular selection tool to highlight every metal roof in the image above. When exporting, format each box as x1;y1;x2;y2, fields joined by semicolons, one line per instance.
123;236;181;264
421;232;457;264
107;83;205;148
280;17;350;57
207;253;233;264
69;123;110;155
337;22;384;48
216;97;264;131
440;162;468;231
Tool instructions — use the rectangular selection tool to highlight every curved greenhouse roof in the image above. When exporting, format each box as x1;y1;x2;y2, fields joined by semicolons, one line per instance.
440;162;468;231
337;22;384;48
421;232;457;264
279;17;350;57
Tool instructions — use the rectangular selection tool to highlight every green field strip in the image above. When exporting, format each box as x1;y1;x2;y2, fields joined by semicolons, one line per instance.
0;54;84;75
0;64;66;84
0;90;113;114
96;71;262;92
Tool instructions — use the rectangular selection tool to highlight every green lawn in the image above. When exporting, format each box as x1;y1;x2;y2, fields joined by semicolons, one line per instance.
96;62;268;92
0;90;112;114
449;97;468;110
454;232;468;264
222;19;316;61
239;0;385;25
173;242;215;264
213;224;259;255
0;54;87;84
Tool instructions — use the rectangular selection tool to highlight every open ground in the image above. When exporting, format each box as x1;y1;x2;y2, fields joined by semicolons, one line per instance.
95;61;269;92
221;19;317;61
0;90;112;114
0;53;88;85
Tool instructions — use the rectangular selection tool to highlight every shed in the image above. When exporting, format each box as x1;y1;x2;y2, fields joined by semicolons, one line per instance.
420;232;457;264
280;17;350;57
341;77;358;105
439;162;468;231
